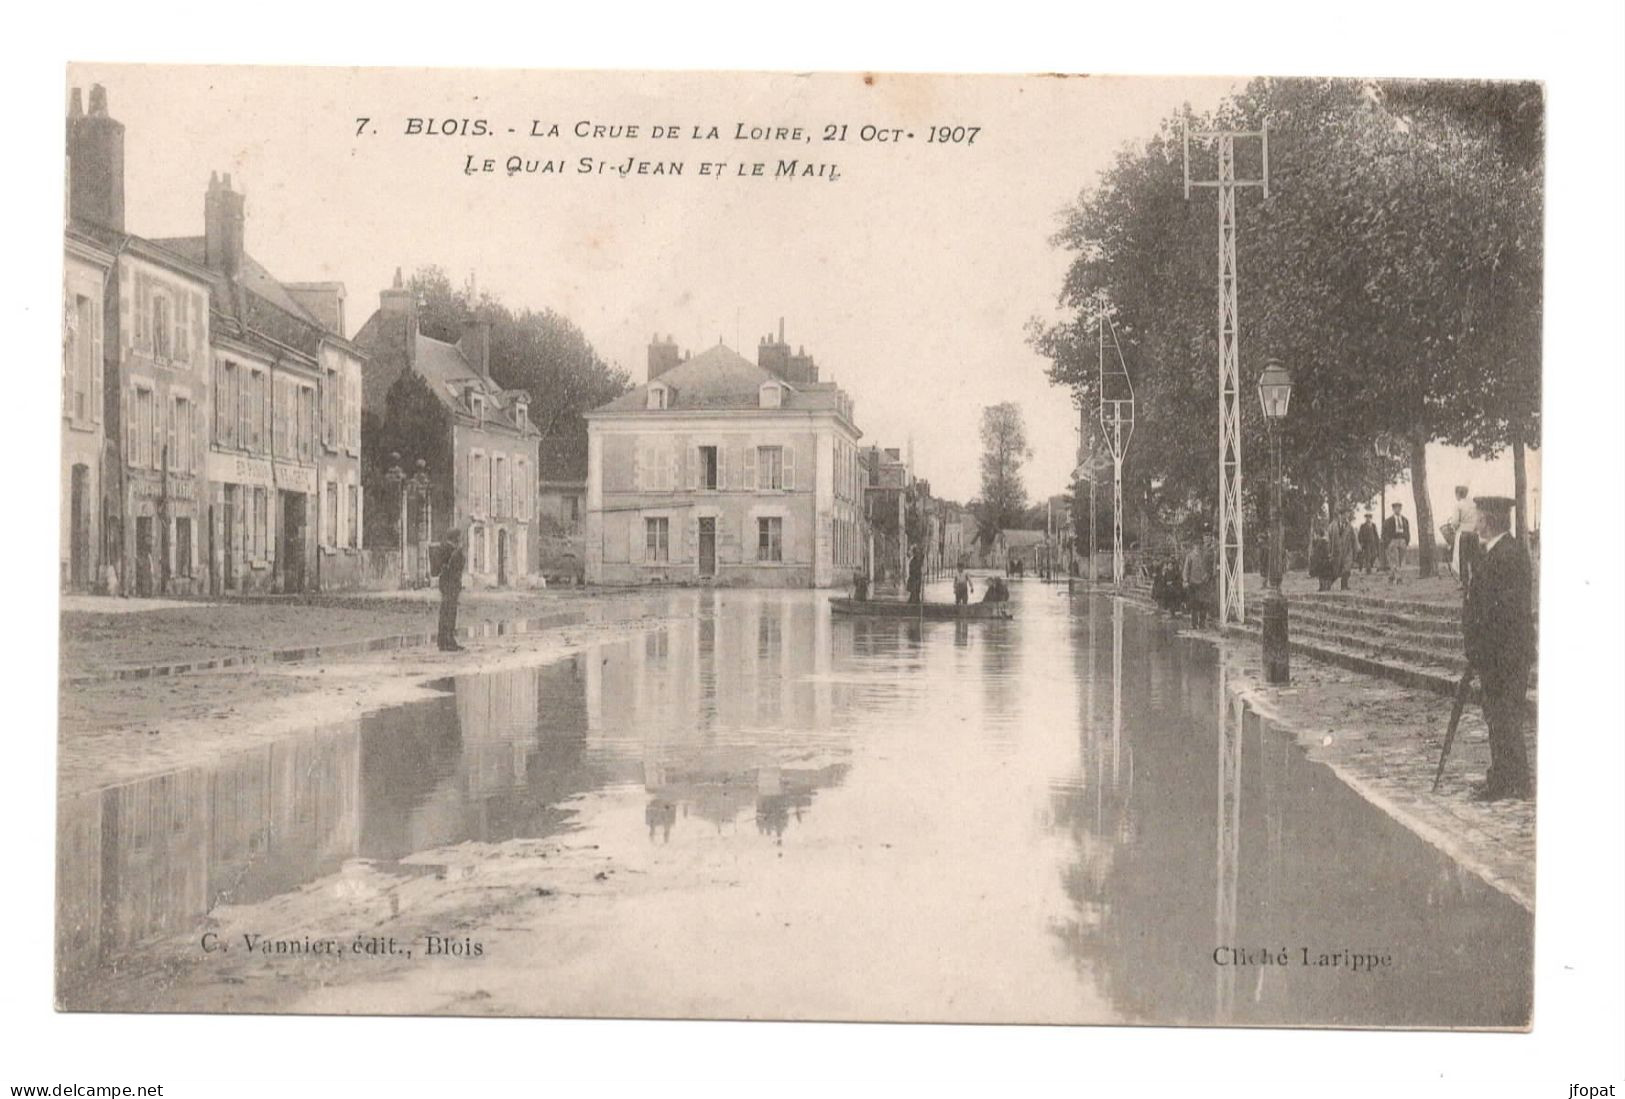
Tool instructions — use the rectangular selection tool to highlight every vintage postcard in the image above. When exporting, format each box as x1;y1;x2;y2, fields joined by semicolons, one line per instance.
57;64;1540;1028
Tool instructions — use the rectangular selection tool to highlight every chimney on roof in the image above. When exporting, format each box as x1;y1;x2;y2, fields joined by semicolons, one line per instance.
459;318;491;379
758;321;791;379
648;334;681;381
203;170;246;280
380;268;418;366
66;83;125;231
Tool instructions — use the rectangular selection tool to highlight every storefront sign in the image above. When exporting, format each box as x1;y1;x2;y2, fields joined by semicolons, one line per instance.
274;462;318;496
207;451;273;488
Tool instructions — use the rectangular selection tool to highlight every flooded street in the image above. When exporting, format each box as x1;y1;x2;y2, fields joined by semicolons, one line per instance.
58;581;1531;1027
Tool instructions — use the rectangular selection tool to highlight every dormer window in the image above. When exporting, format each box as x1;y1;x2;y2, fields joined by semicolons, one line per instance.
759;382;782;409
471;392;485;422
515;401;528;430
647;383;669;410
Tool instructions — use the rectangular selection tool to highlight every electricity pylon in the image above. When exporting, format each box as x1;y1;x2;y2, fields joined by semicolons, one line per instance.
1185;120;1270;628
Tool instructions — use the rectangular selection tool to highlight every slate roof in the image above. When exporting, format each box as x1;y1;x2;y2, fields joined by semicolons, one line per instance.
150;236;322;329
351;310;533;435
592;341;851;416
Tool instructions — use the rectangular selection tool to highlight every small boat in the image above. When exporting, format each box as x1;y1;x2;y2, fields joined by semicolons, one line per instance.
828;597;1013;620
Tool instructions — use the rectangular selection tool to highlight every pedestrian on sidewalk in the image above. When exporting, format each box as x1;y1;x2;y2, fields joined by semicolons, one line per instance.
1462;495;1533;801
1448;485;1481;591
1328;509;1358;591
1358;511;1380;574
1182;526;1216;629
435;528;467;652
1382;502;1411;583
1309;519;1335;592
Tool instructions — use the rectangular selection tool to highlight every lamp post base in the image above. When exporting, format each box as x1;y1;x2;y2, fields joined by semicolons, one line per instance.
1261;588;1290;685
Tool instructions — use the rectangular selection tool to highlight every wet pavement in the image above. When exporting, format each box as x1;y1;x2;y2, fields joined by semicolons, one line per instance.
56;580;1531;1027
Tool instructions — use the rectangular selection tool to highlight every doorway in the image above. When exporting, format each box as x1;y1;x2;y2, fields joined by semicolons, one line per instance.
698;517;716;578
281;491;306;593
69;464;90;589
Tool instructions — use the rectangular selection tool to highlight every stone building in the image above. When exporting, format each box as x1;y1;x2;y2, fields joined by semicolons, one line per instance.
62;222;114;591
68;85;215;598
584;324;864;587
154;173;367;593
354;276;539;587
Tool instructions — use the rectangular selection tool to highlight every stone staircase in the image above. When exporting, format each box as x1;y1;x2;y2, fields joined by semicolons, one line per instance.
1122;577;1536;700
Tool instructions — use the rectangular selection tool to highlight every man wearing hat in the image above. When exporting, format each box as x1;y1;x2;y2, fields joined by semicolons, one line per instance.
1462;495;1533;800
1381;502;1411;583
1357;510;1381;574
435;527;467;652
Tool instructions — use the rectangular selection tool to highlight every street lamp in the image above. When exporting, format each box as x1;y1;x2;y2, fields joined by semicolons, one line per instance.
1257;358;1293;684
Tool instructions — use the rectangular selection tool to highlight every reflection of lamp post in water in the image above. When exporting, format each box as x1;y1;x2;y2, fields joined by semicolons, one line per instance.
1098;317;1135;589
1257;359;1294;684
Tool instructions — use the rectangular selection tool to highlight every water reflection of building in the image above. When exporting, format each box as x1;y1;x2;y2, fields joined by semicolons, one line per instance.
57;725;363;993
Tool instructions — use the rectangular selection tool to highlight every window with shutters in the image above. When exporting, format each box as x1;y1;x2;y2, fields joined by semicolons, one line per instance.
71;295;95;421
324;369;337;448
130;385;154;467
494;456;506;517
299;386;315;462
325;481;339;547
699;446;718;491
151;294;172;360
645;517;669;563
172;397;193;473
757;517;783;562
757;446;783;491
348;483;360;548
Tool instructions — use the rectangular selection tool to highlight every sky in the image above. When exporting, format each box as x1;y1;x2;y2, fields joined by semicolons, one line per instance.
67;63;1533;524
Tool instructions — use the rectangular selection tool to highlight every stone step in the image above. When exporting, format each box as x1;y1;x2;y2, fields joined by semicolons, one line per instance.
1292;590;1464;621
1289;601;1463;640
1287;617;1467;673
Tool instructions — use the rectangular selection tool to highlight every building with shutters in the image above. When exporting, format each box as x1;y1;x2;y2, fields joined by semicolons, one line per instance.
62;223;114;591
154;172;368;594
584;324;864;588
67;85;216;597
354;274;539;587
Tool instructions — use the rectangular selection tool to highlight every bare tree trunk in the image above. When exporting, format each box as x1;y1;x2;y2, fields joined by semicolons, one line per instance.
1512;436;1528;542
1408;432;1437;578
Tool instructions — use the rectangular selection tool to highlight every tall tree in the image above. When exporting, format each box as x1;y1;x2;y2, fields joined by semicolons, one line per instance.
1032;78;1542;576
977;402;1031;542
406;268;631;480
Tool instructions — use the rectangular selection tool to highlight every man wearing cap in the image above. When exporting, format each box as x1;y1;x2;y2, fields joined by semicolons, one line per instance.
1381;502;1411;583
1462;495;1533;800
1357;511;1380;574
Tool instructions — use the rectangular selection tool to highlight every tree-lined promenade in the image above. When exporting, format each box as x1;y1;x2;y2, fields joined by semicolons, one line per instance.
1032;78;1541;574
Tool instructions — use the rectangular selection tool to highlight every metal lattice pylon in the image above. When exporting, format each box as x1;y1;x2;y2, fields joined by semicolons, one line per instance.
1185;121;1269;628
1098;316;1135;589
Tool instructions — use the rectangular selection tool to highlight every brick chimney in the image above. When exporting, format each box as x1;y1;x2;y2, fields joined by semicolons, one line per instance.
203;171;245;279
458;318;491;379
66;84;125;231
380;267;418;367
757;317;791;379
648;333;681;381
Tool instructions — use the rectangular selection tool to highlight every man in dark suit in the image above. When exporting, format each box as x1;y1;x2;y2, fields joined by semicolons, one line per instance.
1357;511;1381;574
1462;496;1533;800
1381;502;1411;583
436;528;467;652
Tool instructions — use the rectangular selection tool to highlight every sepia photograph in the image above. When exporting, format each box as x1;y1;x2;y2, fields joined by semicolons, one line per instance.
46;61;1556;1032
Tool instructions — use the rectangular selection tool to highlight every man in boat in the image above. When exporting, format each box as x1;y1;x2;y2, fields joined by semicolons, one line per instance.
982;574;1010;603
852;568;869;602
953;561;974;606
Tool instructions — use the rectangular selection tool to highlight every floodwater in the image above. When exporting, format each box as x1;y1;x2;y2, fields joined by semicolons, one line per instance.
57;581;1531;1027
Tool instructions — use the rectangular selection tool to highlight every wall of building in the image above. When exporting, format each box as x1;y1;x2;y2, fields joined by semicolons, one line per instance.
62;248;108;590
109;252;211;596
316;344;365;591
453;422;538;586
588;419;862;588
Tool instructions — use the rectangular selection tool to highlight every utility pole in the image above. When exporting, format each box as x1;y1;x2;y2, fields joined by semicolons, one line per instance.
1099;316;1135;590
1185;120;1270;629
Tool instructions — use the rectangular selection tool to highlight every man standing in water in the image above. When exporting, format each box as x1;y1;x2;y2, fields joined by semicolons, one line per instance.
1462;496;1534;800
436;528;467;652
953;561;974;606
